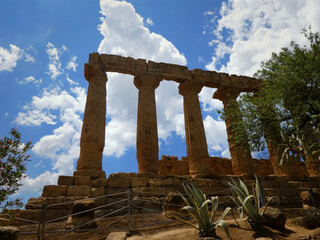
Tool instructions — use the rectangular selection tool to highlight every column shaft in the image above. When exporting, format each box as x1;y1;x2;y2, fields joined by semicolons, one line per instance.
134;74;161;174
179;81;210;175
74;64;107;178
213;88;254;176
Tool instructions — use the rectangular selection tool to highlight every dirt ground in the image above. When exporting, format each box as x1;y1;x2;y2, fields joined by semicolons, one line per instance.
17;213;317;240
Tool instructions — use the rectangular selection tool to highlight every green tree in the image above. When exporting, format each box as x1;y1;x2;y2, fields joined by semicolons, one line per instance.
223;29;320;171
0;128;32;213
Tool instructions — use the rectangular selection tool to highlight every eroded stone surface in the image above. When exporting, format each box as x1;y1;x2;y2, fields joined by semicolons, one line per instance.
134;74;161;174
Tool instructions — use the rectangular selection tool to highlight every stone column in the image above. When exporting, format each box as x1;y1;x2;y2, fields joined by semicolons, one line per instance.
213;88;254;176
74;63;107;178
134;74;161;174
179;81;211;175
305;155;320;177
264;126;296;176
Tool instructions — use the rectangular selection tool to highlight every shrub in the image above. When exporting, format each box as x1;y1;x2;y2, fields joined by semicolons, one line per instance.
172;181;232;239
228;176;274;229
0;128;32;216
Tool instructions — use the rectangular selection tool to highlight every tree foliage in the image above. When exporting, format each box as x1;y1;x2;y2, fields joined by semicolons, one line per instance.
223;29;320;163
0;128;32;213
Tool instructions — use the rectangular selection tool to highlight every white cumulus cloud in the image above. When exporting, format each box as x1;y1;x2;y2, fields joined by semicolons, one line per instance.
66;56;78;72
46;42;64;79
0;44;23;72
206;0;320;76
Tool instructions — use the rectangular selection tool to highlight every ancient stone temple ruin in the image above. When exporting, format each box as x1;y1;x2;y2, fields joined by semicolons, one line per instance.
73;53;317;178
21;53;320;224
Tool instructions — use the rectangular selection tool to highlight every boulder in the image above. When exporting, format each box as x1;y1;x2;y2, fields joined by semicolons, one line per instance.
262;206;286;230
0;226;19;240
66;199;97;230
300;189;320;209
293;208;320;229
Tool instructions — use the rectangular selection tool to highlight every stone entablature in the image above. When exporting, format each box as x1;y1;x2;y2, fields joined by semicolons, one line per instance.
93;53;263;91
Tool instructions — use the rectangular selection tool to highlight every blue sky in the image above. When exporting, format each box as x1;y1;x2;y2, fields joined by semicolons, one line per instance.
1;0;320;202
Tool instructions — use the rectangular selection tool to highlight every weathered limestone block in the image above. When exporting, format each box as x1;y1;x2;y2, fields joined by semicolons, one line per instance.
58;176;74;186
0;218;10;226
25;196;84;210
150;177;174;187
147;61;190;81
42;185;67;197
209;157;233;175
201;187;230;196
66;200;97;230
190;69;222;88
158;156;189;176
105;188;129;197
67;186;91;197
74;176;92;186
140;187;172;197
107;173;133;188
92;178;108;188
91;187;105;197
0;226;19;240
100;54;147;75
132;177;149;187
253;159;273;176
18;209;71;225
191;178;212;188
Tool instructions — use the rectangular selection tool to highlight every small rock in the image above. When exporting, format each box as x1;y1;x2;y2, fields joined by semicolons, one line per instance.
298;208;320;229
106;232;127;240
0;226;19;240
313;228;320;240
262;206;286;230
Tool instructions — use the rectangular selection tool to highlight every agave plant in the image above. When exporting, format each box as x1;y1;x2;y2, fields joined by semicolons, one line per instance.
228;176;274;229
172;181;232;239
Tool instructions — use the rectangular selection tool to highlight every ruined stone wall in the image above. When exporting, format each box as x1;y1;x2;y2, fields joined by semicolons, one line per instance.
159;155;308;176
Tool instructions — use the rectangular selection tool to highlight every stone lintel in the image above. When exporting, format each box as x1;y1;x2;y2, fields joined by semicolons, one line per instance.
100;54;147;75
213;87;241;103
147;61;190;82
96;53;263;91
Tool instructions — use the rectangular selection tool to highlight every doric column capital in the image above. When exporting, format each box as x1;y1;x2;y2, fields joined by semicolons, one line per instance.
213;87;241;104
178;81;203;96
84;63;107;82
134;74;162;90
